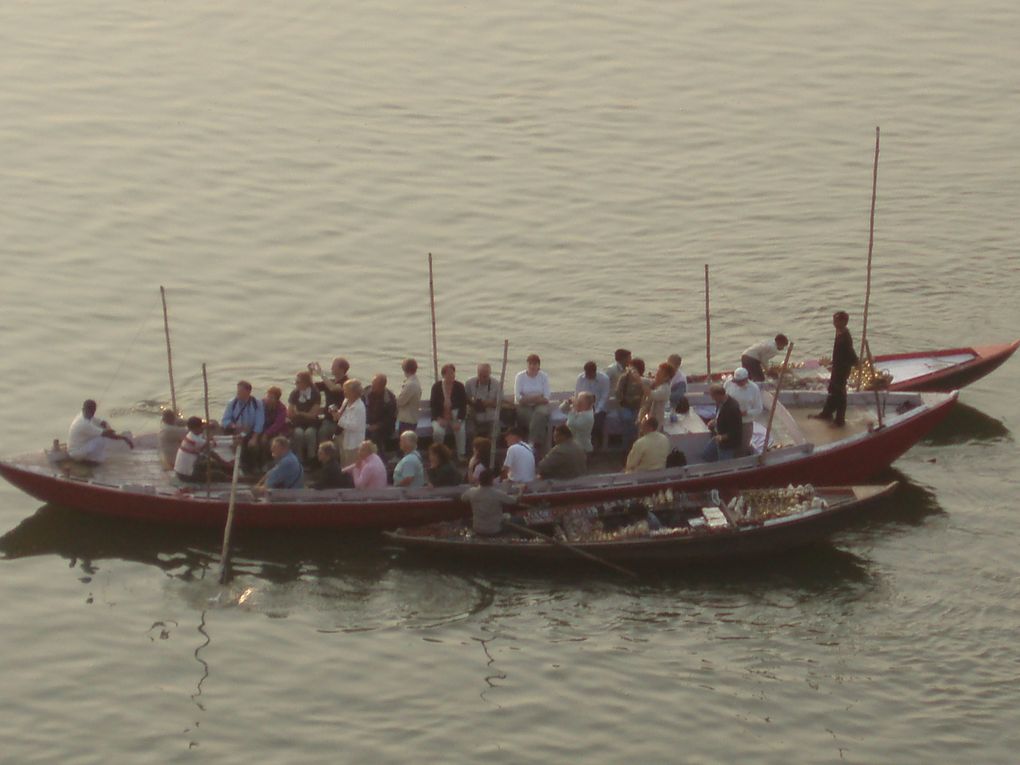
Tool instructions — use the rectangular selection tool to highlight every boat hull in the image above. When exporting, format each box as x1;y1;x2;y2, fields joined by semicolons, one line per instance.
385;485;899;566
688;340;1019;393
0;392;956;530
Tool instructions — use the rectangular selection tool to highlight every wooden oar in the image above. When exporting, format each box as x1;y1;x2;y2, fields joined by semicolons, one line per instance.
218;442;245;585
503;520;638;579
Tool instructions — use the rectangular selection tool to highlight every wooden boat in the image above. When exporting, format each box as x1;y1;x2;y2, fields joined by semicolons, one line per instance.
384;483;900;566
0;389;955;530
688;339;1019;392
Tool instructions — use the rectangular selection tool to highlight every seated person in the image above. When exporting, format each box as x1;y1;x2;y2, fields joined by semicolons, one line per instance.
465;363;500;445
393;431;426;488
466;436;492;485
560;392;595;453
537;424;587;480
427;442;462;487
500;426;536;483
624;416;671;473
461;468;521;536
158;409;187;470
342;440;387;490
671;396;709;434
255;436;304;492
312;441;353;490
514;353;551;448
174;416;232;482
221;380;265;469
68;399;132;463
288;371;322;464
430;363;468;457
255;386;289;466
724;367;764;455
702;383;742;463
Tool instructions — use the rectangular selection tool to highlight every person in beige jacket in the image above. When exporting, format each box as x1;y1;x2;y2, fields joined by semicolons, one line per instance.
396;358;423;435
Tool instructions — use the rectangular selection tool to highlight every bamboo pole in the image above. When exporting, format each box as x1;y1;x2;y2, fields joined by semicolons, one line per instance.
218;443;245;585
489;339;510;470
160;286;178;414
761;342;794;463
202;363;212;496
704;264;712;377
861;126;880;354
428;253;440;383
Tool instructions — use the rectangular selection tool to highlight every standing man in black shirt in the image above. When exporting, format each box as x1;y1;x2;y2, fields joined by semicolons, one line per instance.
810;310;859;427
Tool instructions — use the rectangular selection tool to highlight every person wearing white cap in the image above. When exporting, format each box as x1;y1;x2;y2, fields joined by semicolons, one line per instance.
740;334;789;382
724;367;763;455
724;368;764;420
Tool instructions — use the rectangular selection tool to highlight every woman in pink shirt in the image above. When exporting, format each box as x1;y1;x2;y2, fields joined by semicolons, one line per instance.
343;440;388;489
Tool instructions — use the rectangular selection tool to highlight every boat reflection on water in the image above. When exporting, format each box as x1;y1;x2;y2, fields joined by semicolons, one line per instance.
0;504;391;584
1;471;943;591
921;401;1012;446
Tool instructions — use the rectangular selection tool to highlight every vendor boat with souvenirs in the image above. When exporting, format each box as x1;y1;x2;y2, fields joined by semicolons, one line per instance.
384;482;900;567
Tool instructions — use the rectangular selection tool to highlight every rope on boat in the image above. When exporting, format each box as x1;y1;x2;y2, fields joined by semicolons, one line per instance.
99;299;160;402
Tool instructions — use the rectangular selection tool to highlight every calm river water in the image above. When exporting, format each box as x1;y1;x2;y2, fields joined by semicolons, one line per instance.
2;1;1019;762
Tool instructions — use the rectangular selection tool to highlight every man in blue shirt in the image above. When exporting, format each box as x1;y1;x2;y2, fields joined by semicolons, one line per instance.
221;380;265;471
392;431;426;488
255;436;304;493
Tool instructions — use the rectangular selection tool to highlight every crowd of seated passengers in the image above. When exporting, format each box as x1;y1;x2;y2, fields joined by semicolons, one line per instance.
162;344;748;491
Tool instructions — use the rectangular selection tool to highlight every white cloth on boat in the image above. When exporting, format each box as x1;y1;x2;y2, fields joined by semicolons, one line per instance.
68;413;107;462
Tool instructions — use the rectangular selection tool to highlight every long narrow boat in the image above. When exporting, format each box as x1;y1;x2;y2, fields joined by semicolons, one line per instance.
385;483;899;566
0;389;955;530
688;339;1019;392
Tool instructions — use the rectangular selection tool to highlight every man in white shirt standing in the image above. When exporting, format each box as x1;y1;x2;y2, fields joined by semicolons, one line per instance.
67;399;132;463
740;334;789;382
500;427;536;483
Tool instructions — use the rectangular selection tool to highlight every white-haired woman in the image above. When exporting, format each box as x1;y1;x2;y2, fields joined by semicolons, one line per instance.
332;378;366;467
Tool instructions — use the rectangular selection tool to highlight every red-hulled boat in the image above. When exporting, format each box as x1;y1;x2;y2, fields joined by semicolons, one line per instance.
0;389;956;530
689;339;1019;392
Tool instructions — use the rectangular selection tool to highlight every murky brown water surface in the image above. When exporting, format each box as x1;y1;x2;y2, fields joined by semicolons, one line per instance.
1;2;1019;762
